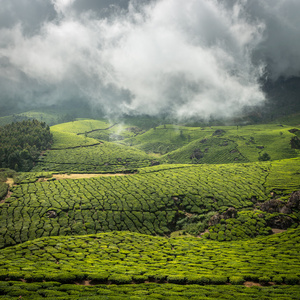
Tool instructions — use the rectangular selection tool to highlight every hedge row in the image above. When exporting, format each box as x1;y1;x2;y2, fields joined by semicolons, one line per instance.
1;281;300;299
0;163;273;248
0;229;299;284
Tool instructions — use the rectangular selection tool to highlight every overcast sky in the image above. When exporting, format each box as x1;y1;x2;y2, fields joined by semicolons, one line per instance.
0;0;299;119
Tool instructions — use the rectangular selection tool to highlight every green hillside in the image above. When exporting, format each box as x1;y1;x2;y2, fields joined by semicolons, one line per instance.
1;158;299;249
32;120;158;173
0;115;300;299
0;229;299;290
27;119;300;173
122;123;299;164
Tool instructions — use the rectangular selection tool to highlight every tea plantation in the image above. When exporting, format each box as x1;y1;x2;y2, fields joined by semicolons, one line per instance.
0;229;299;299
31;120;300;173
2;159;300;248
0;118;300;299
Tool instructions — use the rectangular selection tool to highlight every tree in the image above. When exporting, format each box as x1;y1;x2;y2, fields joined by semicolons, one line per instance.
258;153;271;161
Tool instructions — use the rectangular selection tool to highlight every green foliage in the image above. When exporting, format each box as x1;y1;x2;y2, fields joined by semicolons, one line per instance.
290;136;300;149
258;152;271;161
272;275;283;284
259;276;271;285
0;159;299;248
0;281;299;299
0;117;299;299
108;274;132;284
0;161;284;247
0;229;299;287
121;123;299;164
32;142;156;173
0;120;53;171
209;275;228;285
206;211;273;241
230;276;244;285
0;182;8;199
285;275;299;285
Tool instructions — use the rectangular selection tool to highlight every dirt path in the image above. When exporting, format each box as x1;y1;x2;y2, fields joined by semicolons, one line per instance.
244;282;262;287
52;173;132;180
272;228;287;234
5;178;14;188
0;178;14;204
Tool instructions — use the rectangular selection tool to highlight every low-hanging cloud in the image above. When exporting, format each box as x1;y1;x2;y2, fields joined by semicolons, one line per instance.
0;0;299;119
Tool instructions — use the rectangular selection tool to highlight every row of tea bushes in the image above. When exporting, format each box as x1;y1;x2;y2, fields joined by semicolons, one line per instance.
32;142;156;173
205;211;273;241
265;157;300;195
0;230;299;284
0;163;273;248
49;130;101;150
0;281;299;299
205;210;300;242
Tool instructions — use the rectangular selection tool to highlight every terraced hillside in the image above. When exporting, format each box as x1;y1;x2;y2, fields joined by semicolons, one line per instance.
0;229;299;299
1;158;299;248
31;119;300;173
32;120;159;173
0;117;300;299
122;123;299;163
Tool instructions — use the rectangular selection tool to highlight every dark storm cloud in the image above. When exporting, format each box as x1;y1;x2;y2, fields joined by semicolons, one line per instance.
0;0;299;118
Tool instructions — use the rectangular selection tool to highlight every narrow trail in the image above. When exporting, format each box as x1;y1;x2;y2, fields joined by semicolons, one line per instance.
5;178;14;188
77;123;118;135
51;173;133;180
272;228;287;234
0;178;14;204
51;142;102;150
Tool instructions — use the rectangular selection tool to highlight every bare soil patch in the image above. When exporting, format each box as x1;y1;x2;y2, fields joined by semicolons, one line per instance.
5;178;14;188
272;228;287;234
244;281;262;287
52;173;131;180
75;280;92;286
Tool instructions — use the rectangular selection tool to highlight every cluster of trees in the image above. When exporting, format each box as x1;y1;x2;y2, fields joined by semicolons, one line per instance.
0;120;53;171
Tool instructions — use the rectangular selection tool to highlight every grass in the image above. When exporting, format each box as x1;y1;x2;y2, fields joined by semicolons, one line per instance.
49;130;100;149
120;123;299;164
30;120;300;173
51;119;110;134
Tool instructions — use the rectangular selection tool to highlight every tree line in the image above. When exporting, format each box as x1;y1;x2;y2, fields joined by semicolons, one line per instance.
0;120;53;171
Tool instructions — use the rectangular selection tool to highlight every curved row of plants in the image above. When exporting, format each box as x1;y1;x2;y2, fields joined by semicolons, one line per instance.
1;159;299;248
1;281;299;299
0;229;299;286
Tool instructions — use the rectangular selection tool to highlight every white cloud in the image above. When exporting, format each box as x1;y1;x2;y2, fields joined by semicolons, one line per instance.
2;0;299;118
51;0;76;15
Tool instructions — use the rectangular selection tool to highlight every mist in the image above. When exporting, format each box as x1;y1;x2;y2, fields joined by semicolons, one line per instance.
0;0;299;119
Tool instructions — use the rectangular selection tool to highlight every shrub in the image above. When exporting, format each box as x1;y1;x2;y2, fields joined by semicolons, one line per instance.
284;275;299;285
259;276;271;285
167;275;186;284
7;272;23;281
108;274;132;284
132;274;148;283
258;153;271;161
87;272;109;283
209;275;228;285
186;275;210;285
45;272;76;283
243;274;260;282
230;276;244;285
272;275;283;284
